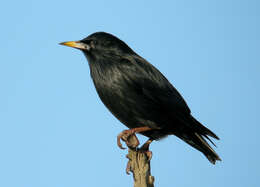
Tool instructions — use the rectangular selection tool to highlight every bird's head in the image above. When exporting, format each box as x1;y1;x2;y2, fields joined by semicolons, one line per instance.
60;32;135;59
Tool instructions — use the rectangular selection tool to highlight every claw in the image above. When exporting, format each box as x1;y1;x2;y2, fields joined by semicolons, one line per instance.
117;131;126;149
138;139;153;161
140;139;153;151
117;127;153;150
117;130;140;149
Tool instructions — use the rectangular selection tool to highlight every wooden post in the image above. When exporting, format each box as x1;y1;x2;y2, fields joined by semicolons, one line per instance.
124;135;155;187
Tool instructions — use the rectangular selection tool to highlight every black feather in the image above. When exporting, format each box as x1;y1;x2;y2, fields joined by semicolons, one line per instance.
61;32;221;164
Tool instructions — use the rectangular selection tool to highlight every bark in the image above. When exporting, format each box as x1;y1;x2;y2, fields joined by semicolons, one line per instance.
125;135;155;187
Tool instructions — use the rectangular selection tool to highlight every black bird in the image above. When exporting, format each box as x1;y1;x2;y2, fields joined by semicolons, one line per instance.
60;32;221;164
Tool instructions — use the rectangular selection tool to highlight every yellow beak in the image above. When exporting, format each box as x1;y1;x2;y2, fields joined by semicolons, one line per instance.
59;41;86;50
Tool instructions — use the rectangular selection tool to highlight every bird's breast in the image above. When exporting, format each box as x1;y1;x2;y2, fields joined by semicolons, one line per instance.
89;62;140;126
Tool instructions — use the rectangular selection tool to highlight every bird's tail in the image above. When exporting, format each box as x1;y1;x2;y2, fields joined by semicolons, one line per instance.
175;116;221;164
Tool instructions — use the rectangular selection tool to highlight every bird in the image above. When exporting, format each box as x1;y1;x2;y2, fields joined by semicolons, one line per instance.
60;32;221;164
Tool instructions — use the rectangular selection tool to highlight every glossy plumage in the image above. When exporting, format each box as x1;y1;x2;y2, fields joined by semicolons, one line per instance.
60;32;221;164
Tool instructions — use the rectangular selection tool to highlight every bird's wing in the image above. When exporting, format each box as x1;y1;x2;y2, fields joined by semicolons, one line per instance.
132;55;190;113
118;55;191;125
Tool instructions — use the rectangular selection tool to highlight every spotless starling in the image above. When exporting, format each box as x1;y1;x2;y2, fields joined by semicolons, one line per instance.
60;32;221;164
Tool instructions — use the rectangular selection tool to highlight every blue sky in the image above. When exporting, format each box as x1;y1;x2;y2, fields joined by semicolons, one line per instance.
1;0;259;186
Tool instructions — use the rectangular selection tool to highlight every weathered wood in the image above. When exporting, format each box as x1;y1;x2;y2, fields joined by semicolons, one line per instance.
124;135;155;187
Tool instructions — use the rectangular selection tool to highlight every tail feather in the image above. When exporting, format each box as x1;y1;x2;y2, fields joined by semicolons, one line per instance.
194;133;221;164
203;134;217;147
190;116;219;140
176;131;221;164
173;115;221;164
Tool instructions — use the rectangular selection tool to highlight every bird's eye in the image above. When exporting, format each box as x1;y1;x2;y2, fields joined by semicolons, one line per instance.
82;40;96;50
90;40;97;49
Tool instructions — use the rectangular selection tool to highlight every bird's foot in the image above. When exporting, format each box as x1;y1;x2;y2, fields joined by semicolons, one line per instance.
117;130;140;149
117;127;153;150
138;139;153;161
139;139;153;151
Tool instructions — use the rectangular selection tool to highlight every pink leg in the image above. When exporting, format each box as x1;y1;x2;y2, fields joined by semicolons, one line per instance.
117;127;153;149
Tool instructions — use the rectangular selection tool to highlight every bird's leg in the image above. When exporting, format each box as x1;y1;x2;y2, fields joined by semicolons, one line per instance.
139;139;153;161
117;126;153;149
140;139;153;151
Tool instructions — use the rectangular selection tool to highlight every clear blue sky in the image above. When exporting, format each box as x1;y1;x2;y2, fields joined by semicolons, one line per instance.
1;0;259;186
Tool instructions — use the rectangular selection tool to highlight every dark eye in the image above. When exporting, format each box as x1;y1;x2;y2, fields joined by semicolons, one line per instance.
82;39;97;50
90;40;97;48
91;40;97;45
